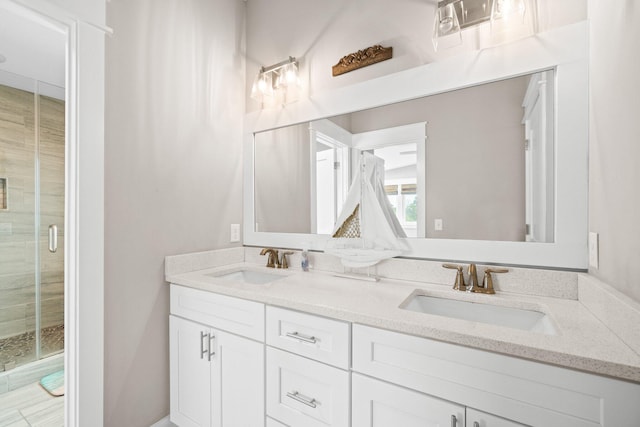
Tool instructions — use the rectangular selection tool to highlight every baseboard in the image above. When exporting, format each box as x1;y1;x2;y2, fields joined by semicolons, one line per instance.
149;415;175;427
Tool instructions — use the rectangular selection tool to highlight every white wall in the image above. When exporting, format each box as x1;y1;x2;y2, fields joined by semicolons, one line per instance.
245;0;586;111
104;1;245;426
588;1;640;302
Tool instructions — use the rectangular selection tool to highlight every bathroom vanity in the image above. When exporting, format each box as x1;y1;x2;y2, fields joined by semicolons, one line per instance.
166;248;640;427
166;19;640;427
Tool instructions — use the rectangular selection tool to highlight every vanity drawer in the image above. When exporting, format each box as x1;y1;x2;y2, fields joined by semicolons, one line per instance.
266;347;350;427
352;324;603;427
266;306;350;369
266;416;288;427
170;284;264;341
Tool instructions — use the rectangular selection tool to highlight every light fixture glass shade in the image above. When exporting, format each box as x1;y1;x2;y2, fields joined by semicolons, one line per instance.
432;1;462;51
282;62;299;87
490;0;534;43
251;57;300;106
491;0;526;22
250;70;273;101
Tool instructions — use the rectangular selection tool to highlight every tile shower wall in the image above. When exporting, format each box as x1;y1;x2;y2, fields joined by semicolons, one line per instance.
0;84;65;343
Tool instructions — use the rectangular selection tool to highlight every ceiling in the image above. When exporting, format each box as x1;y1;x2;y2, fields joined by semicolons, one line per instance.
0;8;65;97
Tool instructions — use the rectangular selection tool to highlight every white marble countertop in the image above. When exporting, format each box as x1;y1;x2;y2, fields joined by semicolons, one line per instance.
167;261;640;383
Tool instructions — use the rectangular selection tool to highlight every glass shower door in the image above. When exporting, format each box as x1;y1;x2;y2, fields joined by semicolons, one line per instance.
0;81;38;371
36;88;65;360
0;75;65;372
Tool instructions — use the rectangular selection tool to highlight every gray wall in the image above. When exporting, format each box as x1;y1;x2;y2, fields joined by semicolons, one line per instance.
104;0;245;426
255;123;311;233
588;0;640;302
350;77;528;242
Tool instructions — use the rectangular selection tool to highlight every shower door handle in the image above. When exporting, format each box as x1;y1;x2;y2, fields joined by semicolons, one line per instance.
48;224;57;253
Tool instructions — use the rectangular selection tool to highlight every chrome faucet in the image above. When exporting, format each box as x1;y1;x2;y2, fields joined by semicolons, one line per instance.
260;248;279;268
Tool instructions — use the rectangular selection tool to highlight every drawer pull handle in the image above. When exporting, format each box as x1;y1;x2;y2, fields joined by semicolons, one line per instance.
208;334;215;361
473;422;479;427
200;331;209;360
451;415;457;427
285;331;317;344
286;391;317;408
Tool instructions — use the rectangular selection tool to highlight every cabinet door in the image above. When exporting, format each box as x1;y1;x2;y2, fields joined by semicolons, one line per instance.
352;373;465;427
170;315;212;427
466;408;527;427
212;329;264;427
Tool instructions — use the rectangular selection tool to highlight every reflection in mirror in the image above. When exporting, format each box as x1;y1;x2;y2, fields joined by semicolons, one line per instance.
254;70;554;243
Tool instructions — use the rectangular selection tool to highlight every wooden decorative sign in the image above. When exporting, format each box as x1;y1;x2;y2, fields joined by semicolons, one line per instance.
332;45;393;77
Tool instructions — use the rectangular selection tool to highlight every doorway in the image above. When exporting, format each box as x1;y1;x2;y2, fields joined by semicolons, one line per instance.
0;6;66;426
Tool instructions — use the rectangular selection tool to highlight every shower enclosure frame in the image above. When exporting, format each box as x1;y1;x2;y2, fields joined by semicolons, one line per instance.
1;0;108;426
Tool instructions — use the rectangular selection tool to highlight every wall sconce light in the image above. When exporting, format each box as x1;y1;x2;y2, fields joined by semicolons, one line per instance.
490;0;529;39
250;56;300;106
432;1;462;51
491;0;526;21
432;0;531;51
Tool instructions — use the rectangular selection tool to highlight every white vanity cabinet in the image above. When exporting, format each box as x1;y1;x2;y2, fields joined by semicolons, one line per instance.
169;285;265;427
265;306;351;427
352;324;640;427
352;373;524;427
352;372;466;427
466;409;526;427
168;284;640;427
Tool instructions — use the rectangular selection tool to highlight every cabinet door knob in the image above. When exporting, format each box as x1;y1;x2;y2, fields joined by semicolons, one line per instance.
451;414;457;427
474;422;480;427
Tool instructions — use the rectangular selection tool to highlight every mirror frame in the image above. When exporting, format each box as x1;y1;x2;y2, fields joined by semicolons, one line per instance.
244;22;588;269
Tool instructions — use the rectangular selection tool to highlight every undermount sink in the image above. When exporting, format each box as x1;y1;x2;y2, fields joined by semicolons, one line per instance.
206;268;286;285
401;293;557;335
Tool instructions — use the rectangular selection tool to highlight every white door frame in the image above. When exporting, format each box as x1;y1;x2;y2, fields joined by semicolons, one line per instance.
0;1;108;425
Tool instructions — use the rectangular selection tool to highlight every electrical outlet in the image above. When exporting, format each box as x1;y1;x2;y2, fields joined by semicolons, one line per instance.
230;223;241;243
588;232;599;268
434;218;443;231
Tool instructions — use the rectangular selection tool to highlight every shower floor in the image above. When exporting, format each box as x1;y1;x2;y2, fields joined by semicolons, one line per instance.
0;325;64;371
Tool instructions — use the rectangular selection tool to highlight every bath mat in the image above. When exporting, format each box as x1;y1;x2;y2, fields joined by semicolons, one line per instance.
40;370;64;396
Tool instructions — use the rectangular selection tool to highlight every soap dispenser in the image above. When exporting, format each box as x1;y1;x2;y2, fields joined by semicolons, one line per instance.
301;247;310;271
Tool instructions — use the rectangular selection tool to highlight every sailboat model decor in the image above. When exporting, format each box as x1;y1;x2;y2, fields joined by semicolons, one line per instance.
326;152;408;267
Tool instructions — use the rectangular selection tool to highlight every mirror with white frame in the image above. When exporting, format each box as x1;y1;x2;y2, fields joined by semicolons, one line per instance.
254;71;554;243
244;22;588;269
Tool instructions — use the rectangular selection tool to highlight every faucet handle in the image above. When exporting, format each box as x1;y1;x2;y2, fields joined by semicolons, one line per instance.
279;251;294;269
480;267;509;294
442;264;466;291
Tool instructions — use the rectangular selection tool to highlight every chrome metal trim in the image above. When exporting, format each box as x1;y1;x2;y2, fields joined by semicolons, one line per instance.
285;331;317;344
286;391;317;408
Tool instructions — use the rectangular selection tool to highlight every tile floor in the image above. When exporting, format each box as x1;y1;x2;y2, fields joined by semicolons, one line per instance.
0;382;63;427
